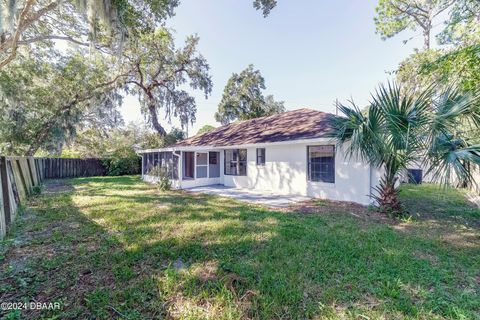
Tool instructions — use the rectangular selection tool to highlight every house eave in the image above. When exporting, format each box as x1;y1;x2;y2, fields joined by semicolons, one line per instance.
137;136;336;153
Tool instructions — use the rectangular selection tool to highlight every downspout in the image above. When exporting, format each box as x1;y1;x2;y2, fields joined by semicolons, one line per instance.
141;153;144;180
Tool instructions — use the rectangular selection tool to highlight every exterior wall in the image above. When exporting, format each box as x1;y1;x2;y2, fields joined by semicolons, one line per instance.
141;142;381;205
180;177;222;189
306;145;373;205
223;142;377;205
143;174;182;189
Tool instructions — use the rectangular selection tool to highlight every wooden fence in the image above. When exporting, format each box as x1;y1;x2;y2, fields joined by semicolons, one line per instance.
0;157;109;239
0;156;43;239
43;158;106;179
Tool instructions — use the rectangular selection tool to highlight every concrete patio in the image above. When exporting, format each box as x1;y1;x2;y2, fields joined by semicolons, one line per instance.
185;184;311;208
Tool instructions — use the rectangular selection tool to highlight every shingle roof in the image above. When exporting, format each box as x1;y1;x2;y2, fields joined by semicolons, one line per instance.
174;108;337;147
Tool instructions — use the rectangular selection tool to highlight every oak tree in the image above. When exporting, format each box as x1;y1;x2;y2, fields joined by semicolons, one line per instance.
215;64;284;125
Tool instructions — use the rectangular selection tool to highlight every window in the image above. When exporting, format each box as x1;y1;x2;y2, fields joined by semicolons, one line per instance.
308;145;335;183
256;148;265;166
196;152;208;178
224;149;247;176
209;152;218;165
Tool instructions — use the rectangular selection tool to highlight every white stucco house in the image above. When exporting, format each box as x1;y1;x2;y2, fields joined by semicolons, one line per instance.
138;108;383;205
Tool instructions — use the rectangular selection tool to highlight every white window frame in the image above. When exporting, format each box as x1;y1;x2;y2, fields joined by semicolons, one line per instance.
195;152;209;179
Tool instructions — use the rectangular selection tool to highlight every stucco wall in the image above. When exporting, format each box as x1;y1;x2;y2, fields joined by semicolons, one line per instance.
142;142;381;205
222;143;377;205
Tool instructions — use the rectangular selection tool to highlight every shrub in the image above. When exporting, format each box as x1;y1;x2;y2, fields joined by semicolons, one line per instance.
102;147;141;176
31;184;43;195
157;175;171;191
149;166;172;191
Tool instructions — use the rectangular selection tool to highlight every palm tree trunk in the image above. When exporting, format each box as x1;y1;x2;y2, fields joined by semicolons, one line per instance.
374;163;403;215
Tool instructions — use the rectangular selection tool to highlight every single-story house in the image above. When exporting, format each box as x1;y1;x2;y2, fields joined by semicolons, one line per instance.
138;108;383;205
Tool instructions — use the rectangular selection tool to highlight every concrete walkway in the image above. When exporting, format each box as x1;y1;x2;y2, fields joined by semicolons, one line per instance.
185;184;310;208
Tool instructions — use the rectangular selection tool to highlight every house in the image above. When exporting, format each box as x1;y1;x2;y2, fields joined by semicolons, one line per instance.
138;108;382;205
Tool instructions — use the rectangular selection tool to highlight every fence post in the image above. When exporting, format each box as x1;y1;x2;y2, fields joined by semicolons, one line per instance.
0;156;11;226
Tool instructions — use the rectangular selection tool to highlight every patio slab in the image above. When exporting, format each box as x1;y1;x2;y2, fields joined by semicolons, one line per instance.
185;184;310;208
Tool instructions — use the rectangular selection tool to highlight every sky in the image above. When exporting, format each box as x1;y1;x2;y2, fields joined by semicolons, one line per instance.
120;0;435;136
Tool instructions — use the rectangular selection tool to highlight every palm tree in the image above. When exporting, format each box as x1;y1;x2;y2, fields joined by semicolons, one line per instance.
328;82;480;215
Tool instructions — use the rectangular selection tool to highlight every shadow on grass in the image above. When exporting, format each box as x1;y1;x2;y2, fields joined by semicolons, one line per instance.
400;183;480;221
1;176;478;319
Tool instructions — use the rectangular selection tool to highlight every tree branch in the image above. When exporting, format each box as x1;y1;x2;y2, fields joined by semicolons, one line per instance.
17;35;89;46
25;71;128;155
0;0;37;68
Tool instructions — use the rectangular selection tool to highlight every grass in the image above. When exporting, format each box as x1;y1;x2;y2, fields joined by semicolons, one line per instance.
0;176;479;319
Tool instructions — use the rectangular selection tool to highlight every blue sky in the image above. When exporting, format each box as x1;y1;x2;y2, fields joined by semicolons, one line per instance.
121;0;433;135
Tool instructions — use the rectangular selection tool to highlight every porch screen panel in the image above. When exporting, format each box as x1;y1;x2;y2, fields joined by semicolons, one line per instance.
172;153;179;179
153;152;159;168
147;152;154;175
196;153;208;178
209;152;220;178
142;154;148;175
159;152;164;168
162;152;176;179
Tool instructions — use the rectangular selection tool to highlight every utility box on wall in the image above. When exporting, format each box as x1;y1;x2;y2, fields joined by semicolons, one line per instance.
408;169;423;184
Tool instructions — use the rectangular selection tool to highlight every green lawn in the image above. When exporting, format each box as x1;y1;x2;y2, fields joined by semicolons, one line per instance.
1;176;479;319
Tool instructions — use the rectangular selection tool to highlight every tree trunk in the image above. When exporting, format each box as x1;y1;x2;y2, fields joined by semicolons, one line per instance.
372;163;403;216
423;23;431;49
25;118;60;156
377;176;402;215
25;144;39;157
148;103;167;136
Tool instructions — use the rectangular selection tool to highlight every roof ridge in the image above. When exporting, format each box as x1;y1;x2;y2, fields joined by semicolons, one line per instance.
172;108;336;147
222;107;329;125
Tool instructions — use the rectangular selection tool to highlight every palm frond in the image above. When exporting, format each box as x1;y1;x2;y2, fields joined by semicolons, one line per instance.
430;87;480;136
330;80;480;214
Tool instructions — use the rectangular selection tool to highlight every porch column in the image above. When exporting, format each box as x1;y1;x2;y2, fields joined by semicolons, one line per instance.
178;151;183;187
207;151;209;179
194;151;197;179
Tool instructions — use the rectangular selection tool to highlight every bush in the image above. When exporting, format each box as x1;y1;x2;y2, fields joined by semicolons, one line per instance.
149;166;172;191
157;175;171;191
31;184;43;195
102;150;141;176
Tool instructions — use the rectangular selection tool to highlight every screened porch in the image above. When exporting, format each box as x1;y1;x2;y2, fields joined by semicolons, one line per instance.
140;149;222;188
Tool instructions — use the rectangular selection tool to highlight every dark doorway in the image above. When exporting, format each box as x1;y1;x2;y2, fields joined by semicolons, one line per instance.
183;152;195;179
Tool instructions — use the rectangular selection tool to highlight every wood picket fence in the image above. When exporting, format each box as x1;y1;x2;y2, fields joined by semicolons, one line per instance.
0;157;107;239
42;158;106;178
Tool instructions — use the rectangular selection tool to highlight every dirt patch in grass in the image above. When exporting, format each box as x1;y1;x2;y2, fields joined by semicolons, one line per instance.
191;260;218;282
290;198;396;226
412;250;439;265
43;180;74;193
